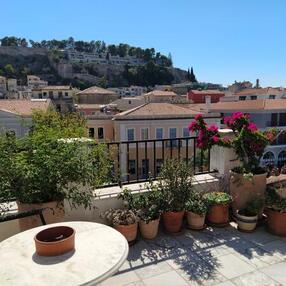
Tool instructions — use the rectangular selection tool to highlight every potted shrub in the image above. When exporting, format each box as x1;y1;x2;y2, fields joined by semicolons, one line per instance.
118;188;161;239
103;208;138;242
0;110;111;230
203;192;231;226
265;186;286;236
156;159;193;234
185;192;207;230
189;113;277;214
236;198;263;232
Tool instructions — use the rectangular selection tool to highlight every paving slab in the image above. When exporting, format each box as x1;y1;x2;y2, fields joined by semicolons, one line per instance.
142;270;189;286
260;261;286;285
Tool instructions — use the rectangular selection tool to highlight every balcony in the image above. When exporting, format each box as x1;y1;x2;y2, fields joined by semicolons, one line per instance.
1;133;286;286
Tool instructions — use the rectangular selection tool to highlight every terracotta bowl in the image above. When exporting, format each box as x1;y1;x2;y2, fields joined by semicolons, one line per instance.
34;226;75;256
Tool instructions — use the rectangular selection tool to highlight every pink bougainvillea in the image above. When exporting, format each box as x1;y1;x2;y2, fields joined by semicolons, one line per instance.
188;113;277;173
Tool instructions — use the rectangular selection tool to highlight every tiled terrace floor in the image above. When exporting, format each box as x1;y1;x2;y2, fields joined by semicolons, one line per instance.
101;223;286;286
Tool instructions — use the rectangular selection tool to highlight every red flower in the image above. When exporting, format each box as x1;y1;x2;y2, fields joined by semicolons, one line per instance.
248;122;257;132
195;114;203;120
212;135;220;142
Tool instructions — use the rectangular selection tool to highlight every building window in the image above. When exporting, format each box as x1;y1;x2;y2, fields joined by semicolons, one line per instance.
156;128;163;140
65;92;69;97
278;151;286;168
250;96;257;100
98;127;104;139
183;127;189;137
262;151;275;167
239;96;246;101
89;128;95;138
43;92;47;97
269;95;276;99
141;128;148;140
38;93;42;99
142;159;149;178
79;111;85;116
127;129;135;141
128;160;136;175
58;91;63;98
56;104;61;112
167;128;177;147
49;91;53;99
156;159;163;174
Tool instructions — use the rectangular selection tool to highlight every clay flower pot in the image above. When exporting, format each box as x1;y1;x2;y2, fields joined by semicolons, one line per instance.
230;171;266;215
114;222;138;242
207;203;229;226
34;226;75;256
162;211;184;233
236;211;258;232
187;211;206;230
139;218;160;239
266;208;286;237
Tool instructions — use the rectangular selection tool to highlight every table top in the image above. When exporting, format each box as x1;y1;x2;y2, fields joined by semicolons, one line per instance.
0;221;129;286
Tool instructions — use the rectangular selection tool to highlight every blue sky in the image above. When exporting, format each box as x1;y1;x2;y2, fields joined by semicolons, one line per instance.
1;0;286;87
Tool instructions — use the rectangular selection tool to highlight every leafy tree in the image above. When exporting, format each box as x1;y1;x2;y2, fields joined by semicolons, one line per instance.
0;110;112;209
4;64;15;77
187;67;197;82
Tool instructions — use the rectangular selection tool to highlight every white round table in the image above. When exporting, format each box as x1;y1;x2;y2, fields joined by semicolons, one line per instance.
0;221;129;286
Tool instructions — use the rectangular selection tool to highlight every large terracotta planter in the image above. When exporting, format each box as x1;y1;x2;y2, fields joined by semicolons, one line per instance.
187;211;206;230
114;222;138;242
230;171;266;214
17;201;65;231
207;203;229;226
236;211;258;232
162;211;184;233
266;208;286;237
34;226;75;256
139;218;160;239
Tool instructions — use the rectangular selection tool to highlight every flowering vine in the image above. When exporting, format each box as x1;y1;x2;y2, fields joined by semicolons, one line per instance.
189;112;277;174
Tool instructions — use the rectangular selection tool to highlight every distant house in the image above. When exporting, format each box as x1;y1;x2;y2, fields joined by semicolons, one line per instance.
143;90;185;103
187;90;225;103
32;85;75;112
234;88;286;101
0;99;52;137
27;75;48;89
76;86;119;104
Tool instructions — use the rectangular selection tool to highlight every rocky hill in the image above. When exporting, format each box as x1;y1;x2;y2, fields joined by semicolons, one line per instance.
0;46;188;89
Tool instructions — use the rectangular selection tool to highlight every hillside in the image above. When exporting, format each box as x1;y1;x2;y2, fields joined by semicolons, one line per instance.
0;44;188;89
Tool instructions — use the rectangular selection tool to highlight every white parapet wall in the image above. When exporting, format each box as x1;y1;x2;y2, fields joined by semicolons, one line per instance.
0;173;219;242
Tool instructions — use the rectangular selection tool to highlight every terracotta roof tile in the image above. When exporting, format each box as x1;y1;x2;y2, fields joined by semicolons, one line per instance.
189;89;225;95
0;99;51;116
77;86;117;96
235;88;286;96
144;90;178;97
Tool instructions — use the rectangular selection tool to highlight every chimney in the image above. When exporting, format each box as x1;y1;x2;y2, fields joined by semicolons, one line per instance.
205;95;211;112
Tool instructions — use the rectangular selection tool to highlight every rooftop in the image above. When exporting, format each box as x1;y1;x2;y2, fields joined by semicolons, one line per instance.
0;99;51;116
144;90;178;97
209;99;286;112
114;103;206;120
101;223;286;286
77;86;117;96
234;88;286;96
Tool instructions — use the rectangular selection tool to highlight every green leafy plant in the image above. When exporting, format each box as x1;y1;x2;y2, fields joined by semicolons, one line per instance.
103;209;137;225
156;159;193;212
203;192;231;206
238;198;264;216
265;187;286;213
185;192;208;215
118;188;161;223
0;110;112;210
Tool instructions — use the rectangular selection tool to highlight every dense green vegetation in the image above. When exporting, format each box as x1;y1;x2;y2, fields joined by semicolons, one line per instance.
0;36;172;66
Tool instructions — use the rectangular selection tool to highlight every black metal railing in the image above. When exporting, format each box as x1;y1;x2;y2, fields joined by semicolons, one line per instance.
104;136;214;187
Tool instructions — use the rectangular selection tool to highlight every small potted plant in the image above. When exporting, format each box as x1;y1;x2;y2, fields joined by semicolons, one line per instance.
118;188;161;239
157;159;193;234
103;208;138;242
189;113;277;214
203;192;231;226
236;198;263;232
265;186;286;236
185;192;208;230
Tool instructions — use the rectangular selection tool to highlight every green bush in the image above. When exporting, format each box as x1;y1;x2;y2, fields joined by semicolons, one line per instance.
185;192;208;215
203;192;231;206
0;110;111;210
